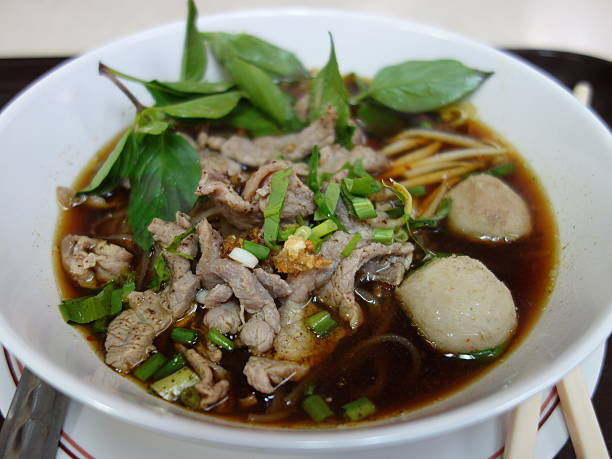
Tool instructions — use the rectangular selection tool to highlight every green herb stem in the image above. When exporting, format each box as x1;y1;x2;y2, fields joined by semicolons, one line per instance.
242;240;271;260
134;353;168;382
170;327;199;346
305;311;337;338
342;397;376;422
152;353;187;381
341;233;362;257
372;228;394;244
302;394;334;423
207;328;236;351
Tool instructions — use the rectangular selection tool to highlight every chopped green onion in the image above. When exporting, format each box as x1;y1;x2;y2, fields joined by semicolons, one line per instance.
351;197;377;219
343;177;380;196
314;182;341;220
242;240;270;260
263;168;292;217
207;328;236;351
341;233;362;257
419;121;433;129
296;215;305;226
150;367;199;402
171;327;199;346
263;168;292;248
229;247;259;268
487;162;515;177
278;224;298;241
342;397;376;422
372;228;394;244
152;353;186;381
166;227;196;259
407;185;427;197
179;386;202;410
133;353;168;382
307;146;322;191
311;219;338;239
393;228;409;242
294;225;312;240
305;311;337;338
445;342;507;361
304;384;316;397
302;394;334;423
347;158;369;178
263;214;281;249
91;317;110;334
59;282;115;324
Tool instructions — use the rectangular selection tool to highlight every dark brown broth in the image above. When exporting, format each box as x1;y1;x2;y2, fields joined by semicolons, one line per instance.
53;118;558;427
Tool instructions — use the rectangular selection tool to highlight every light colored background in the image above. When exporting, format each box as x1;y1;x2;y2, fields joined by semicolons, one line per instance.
0;0;611;60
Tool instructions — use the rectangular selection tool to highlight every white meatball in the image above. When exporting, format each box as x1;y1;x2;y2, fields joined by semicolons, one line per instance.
395;255;517;353
447;174;531;242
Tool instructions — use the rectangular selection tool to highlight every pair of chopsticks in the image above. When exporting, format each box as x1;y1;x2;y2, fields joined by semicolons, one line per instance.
504;82;609;459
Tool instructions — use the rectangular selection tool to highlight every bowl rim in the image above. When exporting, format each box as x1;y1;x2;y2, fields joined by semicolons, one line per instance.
0;7;611;451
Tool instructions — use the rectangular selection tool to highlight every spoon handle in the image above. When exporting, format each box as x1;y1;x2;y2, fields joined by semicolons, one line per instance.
0;367;69;459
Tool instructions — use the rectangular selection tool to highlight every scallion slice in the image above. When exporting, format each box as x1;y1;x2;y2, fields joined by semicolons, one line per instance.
311;219;338;239
179;386;202;410
393;228;409;242
241;240;270;260
133;353;168;382
294;225;312;240
150;367;199;402
171;327;198;346
278;224;298;241
263;167;292;247
341;233;362;257
372;228;394;244
302;394;334;423
351;197;377;219
305;311;337;338
342;397;376;422
344;177;378;196
152;353;186;381
207;328;236;351
314;182;341;220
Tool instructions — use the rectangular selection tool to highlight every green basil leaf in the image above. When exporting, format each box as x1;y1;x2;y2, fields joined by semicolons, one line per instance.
160;91;242;119
128;131;201;250
203;32;307;80
160;80;233;94
78;130;131;194
363;59;492;113
180;0;206;81
134;108;169;135
356;101;404;137
308;36;352;148
59;283;116;324
220;101;281;137
224;56;301;131
103;65;232;105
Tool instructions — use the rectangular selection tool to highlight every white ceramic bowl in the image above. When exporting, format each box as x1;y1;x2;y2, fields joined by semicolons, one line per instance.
0;9;611;453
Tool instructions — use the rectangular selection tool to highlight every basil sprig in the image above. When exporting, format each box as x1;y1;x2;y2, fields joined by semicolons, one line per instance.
180;0;206;82
357;59;492;113
308;35;354;149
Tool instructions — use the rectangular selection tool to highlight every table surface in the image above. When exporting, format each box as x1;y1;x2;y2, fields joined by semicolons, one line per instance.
0;53;610;458
1;0;612;61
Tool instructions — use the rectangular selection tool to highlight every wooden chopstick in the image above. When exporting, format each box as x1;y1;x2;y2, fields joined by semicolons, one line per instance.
557;367;609;459
505;80;609;459
503;393;541;459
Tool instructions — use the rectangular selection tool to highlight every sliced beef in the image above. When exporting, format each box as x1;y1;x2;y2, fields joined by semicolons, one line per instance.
105;291;172;372
199;148;244;178
203;301;242;335
195;169;261;230
220;108;336;167
104;310;156;373
317;242;414;329
254;268;292;298
335;199;373;241
243;356;307;394
148;213;199;319
195;219;224;289
203;284;234;309
210;259;276;316
358;255;412;286
60;235;132;288
318;144;389;175
181;346;230;409
282;231;353;312
240;317;275;354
